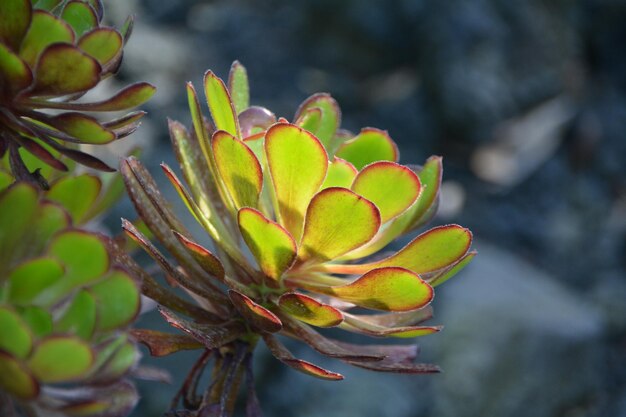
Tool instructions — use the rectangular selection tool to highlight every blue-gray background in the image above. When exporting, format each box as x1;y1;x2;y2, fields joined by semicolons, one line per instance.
100;1;626;416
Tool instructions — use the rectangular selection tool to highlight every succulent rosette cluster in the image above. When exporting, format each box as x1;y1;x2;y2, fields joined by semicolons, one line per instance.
0;0;155;187
0;183;142;417
121;62;475;416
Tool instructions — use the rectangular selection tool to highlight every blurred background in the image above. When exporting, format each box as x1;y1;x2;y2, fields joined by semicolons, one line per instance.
99;0;626;416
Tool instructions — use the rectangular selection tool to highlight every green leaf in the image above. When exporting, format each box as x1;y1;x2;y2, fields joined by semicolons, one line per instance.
55;290;96;339
31;201;71;252
335;128;399;170
300;267;433;312
97;340;138;380
298;187;380;262
7;257;63;305
130;329;203;357
204;70;240;138
19;307;52;338
19;10;74;67
228;60;249;114
428;250;476;287
28;336;94;383
341;313;441;338
328;225;472;276
278;292;343;327
351;161;421;223
0;171;13;190
321;157;357;190
62;1;98;37
0;352;39;399
78;27;123;66
295;107;322;134
34;0;62;11
294;93;341;150
28;82;156;111
265;123;328;239
90;269;140;331
403;156;443;232
0;0;32;51
0;307;32;358
262;334;343;381
0;184;38;270
228;290;282;333
212;130;263;209
172;231;225;280
32;44;101;96
238;207;297;280
0;43;32;96
42;231;109;304
47;174;102;223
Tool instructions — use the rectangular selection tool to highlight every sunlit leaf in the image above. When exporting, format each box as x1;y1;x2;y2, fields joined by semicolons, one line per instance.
299;267;433;312
238;208;296;280
427;250;476;287
341;313;441;338
321;157;357;190
172;231;225;280
294;93;341;150
278;292;343;327
204;70;240;138
351;161;421;223
335;128;398;170
265;123;328;238
298;187;380;262
228;60;249;114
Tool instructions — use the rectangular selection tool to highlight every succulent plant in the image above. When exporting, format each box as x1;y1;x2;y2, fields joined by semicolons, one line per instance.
120;62;475;416
0;183;142;417
0;0;155;188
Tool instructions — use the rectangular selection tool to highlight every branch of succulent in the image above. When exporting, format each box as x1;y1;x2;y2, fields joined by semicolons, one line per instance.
0;183;143;417
122;61;476;416
0;0;155;188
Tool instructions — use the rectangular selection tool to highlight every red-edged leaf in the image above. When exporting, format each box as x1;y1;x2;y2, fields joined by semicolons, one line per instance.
130;329;204;357
0;0;32;51
335;127;399;170
278;292;343;327
32;44;101;96
228;290;282;333
262;334;343;381
172;231;225;280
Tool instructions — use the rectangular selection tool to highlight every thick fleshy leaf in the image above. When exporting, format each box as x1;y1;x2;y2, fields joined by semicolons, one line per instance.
96;340;138;381
348;358;440;374
103;111;146;130
0;0;32;51
228;290;282;333
47;174;102;222
212;130;263;209
14;135;68;171
238;208;296;280
159;307;246;349
204;70;240;137
228;60;249;114
20;307;52;338
55;290;96;339
7;257;63;305
265;123;328;238
90;269;140;331
428;250;476;287
28;336;94;383
42;139;114;171
349;306;434;328
403;157;443;231
78;28;123;67
130;329;203;357
239;106;276;137
341;313;441;338
335;128;399;170
62;1;98;37
278;292;343;327
0;307;32;358
0;352;39;399
295;107;322;134
262;334;343;380
328;224;472;275
49;113;116;144
172;231;225;280
28;82;156;111
321;157;357;189
351;161;421;223
0;184;38;269
294;93;341;149
19;10;74;67
0;43;32;96
298;187;380;262
280;315;383;362
300;267;433;312
32;44;101;96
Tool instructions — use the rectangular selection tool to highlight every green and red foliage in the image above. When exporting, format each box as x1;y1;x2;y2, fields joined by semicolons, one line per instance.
121;62;476;416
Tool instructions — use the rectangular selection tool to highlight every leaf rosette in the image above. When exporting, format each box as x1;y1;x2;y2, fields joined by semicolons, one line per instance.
0;183;142;417
0;0;155;187
122;62;475;416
